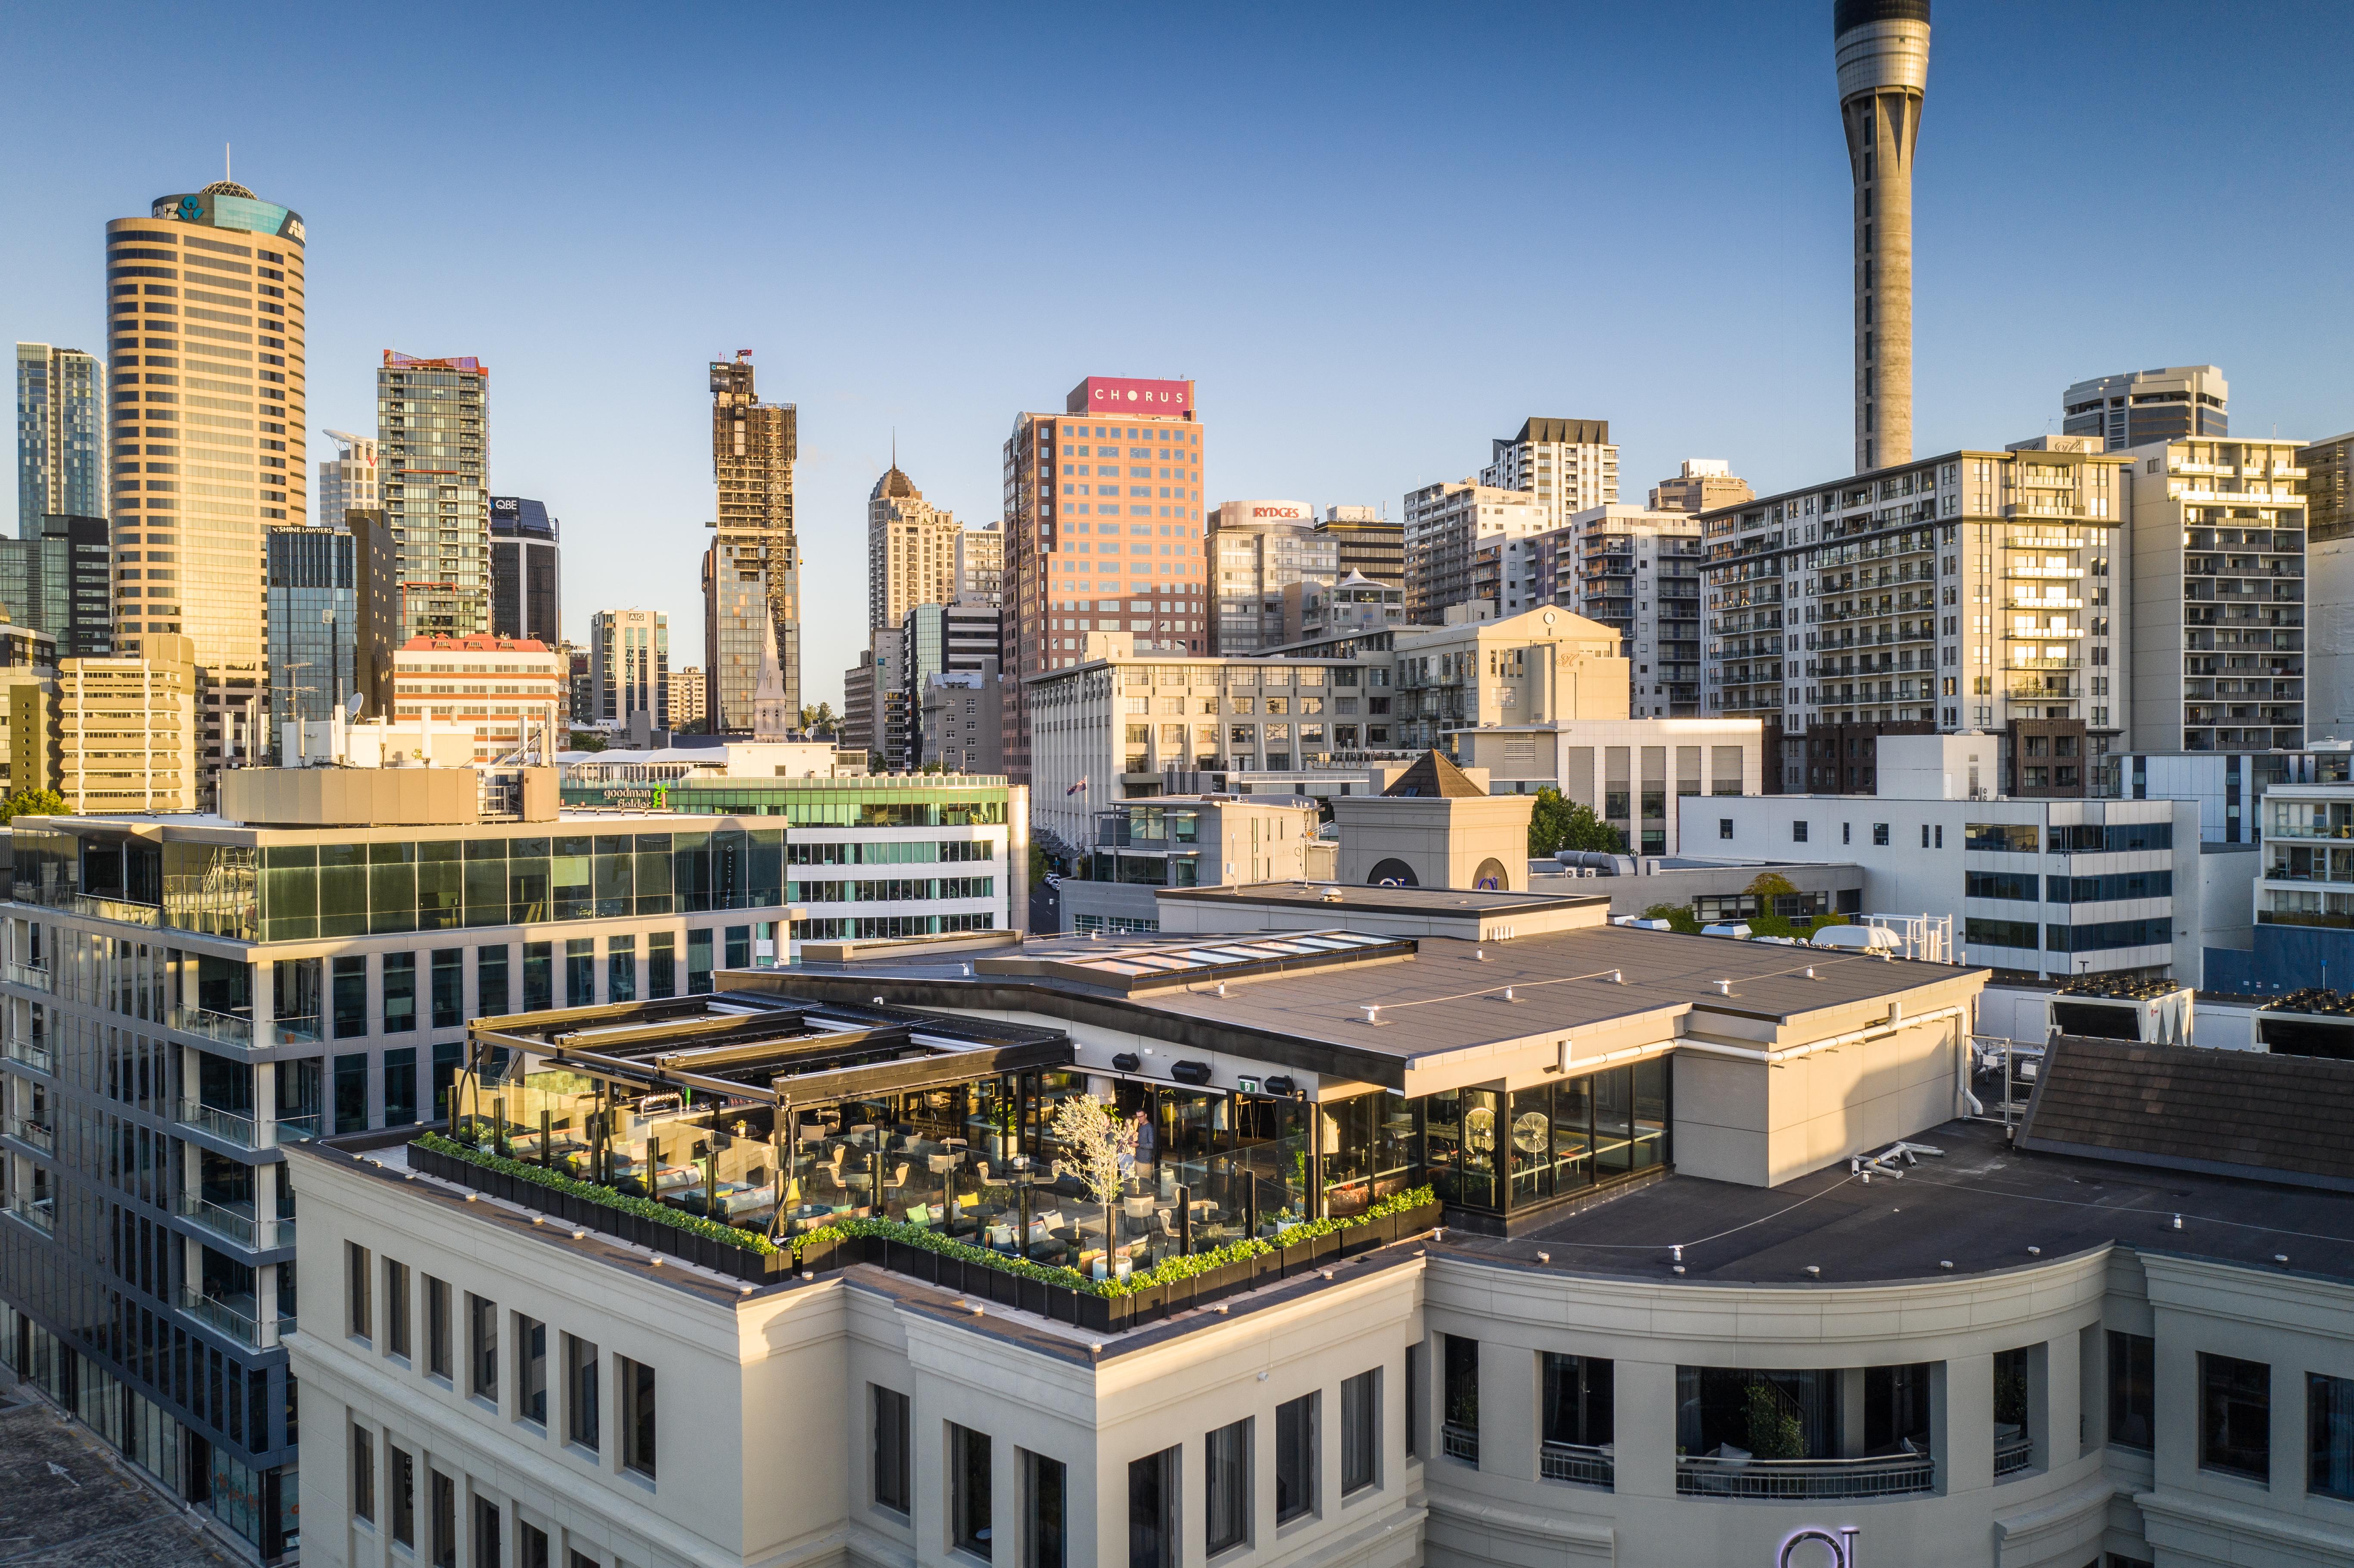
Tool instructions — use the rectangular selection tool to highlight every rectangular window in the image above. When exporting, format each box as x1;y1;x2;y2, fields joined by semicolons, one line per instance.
1542;1353;1615;1452
1275;1393;1317;1523
1204;1419;1249;1555
564;1334;599;1450
431;948;464;1029
2310;1373;2354;1500
1443;1335;1479;1463
565;938;593;1005
726;924;751;971
688;928;713;994
2200;1353;2270;1481
1405;1342;1425;1459
1341;1369;1379;1496
1021;1450;1066;1568
425;1276;453;1380
951;1423;992;1559
1792;821;1809;843
385;1259;411;1359
352;1423;375;1524
1872;823;1890;846
622;1356;656;1478
468;1293;498;1401
335;1051;369;1133
346;1241;372;1341
385;1047;418;1126
333;954;368;1037
473;1496;501;1568
607;935;637;1004
434;1041;462;1120
478;945;509;1017
2107;1331;2152;1450
516;1313;547;1426
648;931;676;999
1127;1448;1177;1568
1718;818;1732;840
519;1522;550;1568
872;1384;910;1514
431;1469;457;1568
390;1444;415;1546
523;942;552;1011
383;952;417;1033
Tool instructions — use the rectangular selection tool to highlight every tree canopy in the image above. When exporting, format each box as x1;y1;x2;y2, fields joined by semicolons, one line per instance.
0;787;65;823
1528;787;1622;857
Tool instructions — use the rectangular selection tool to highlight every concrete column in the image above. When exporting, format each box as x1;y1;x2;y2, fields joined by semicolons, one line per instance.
1840;1366;1868;1457
252;959;274;1042
1483;1341;1537;1481
2030;1337;2063;1473
1613;1358;1679;1498
1944;1352;1994;1494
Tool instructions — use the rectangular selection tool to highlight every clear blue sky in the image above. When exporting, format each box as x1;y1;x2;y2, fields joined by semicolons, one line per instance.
9;2;2353;709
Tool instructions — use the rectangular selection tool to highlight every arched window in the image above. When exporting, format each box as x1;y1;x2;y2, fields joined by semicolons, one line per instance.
1367;858;1418;888
1472;857;1509;891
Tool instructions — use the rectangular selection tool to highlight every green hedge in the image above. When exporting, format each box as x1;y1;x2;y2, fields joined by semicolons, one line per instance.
412;1132;1435;1301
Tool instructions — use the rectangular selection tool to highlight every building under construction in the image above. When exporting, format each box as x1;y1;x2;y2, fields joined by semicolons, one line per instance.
702;353;799;732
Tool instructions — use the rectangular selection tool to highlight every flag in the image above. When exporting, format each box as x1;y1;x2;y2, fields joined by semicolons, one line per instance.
1066;777;1087;796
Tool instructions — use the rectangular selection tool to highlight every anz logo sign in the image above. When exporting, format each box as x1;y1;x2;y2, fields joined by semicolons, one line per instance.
1779;1527;1860;1568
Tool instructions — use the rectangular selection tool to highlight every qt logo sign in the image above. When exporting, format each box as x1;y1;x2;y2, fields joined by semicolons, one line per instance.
1778;1527;1859;1568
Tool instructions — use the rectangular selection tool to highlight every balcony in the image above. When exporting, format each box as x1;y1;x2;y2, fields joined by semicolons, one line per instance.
2;1034;51;1075
2;959;51;992
1994;1431;2035;1479
2;1117;55;1156
2004;563;2084;580
1539;1440;1613;1488
176;1286;294;1349
1442;1423;1479;1464
165;1006;325;1049
176;1100;262;1149
3;1190;55;1235
1675;1450;1935;1499
2003;625;2083;640
176;1193;294;1251
58;892;162;927
2007;595;2083;611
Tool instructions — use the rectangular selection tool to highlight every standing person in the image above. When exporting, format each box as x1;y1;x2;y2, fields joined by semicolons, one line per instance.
1130;1108;1155;1189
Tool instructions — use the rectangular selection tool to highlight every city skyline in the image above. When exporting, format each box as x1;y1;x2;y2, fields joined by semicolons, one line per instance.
7;3;2354;709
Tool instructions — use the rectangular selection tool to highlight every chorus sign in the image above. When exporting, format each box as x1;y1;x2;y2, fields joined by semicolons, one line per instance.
1066;376;1193;415
1778;1527;1859;1568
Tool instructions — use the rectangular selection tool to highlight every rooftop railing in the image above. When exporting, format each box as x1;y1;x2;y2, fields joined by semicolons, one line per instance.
3;1191;54;1235
2;959;51;992
1442;1423;1479;1465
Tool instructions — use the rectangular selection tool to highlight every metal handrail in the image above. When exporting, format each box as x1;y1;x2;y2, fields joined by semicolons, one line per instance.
171;1005;255;1048
176;1287;293;1348
3;1191;55;1234
2;959;52;992
1442;1423;1479;1464
1993;1433;2036;1478
3;1117;55;1155
1675;1450;1935;1499
2;1034;52;1074
176;1100;259;1149
1539;1440;1613;1487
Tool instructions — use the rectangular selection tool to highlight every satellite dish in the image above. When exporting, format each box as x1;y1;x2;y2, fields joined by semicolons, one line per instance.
345;692;365;718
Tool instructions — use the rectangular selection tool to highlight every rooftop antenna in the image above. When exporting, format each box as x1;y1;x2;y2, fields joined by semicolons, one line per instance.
225;142;231;182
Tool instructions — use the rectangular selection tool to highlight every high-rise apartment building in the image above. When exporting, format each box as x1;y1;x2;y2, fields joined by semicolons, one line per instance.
1700;436;2128;796
390;634;565;761
343;509;402;720
314;428;377;526
16;343;105;538
1476;417;1617;529
1836;0;1930;470
1648;458;1753;515
265;523;357;751
487;495;560;644
901;600;1001;766
12;632;199;811
999;376;1207;783
703;353;798;732
955;521;1003;604
1401;480;1546;622
376;352;489;642
2122;434;2306;753
2062;365;2228;452
667;664;706;732
0;516;113;659
866;463;959;632
1207;499;1334;653
589;609;668;732
2298;431;2354;544
1534;505;1704;717
106;181;306;794
1315;505;1403;584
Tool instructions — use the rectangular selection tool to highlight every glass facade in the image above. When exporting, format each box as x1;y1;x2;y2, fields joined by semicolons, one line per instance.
378;357;489;641
265;525;358;744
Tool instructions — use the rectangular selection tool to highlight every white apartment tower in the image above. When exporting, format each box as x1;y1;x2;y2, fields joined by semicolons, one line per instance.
955;521;1003;605
1401;482;1546;623
377;352;490;641
315;428;379;526
1477;416;1617;529
865;462;961;632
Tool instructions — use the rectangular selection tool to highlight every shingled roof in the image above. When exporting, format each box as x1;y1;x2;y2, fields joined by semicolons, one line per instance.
1382;750;1485;799
2019;1036;2354;1193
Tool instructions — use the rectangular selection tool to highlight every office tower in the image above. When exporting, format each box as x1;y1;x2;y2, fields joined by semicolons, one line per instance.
589;609;668;731
2300;431;2354;543
488;495;560;643
919;663;1003;774
1699;435;2127;796
1206;500;1334;653
106;180;307;792
1649;458;1754;515
560;640;591;725
1315;505;1404;584
1836;0;1930;470
390;635;565;762
901;600;1001;765
866;463;960;632
1401;480;1547;622
667;664;706;731
1533;505;1705;716
0;617;55;792
703;353;797;732
265;523;357;755
16;344;106;538
343;509;402;719
1000;376;1207;783
956;521;1003;604
2062;365;2228;452
842;629;899;764
377;352;489;641
12;632;198;810
1478;417;1617;529
2123;433;2306;753
314;428;378;526
0;516;112;658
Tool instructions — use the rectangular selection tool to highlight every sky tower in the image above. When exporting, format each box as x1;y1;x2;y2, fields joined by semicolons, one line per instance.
1835;0;1930;472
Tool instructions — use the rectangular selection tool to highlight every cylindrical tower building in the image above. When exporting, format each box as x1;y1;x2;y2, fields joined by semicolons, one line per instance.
1835;0;1930;472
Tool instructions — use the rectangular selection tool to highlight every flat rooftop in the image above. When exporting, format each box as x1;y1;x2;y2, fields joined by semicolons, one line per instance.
1445;1118;2354;1287
1157;883;1604;917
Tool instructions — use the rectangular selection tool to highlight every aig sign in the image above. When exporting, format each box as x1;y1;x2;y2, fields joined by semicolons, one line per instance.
1778;1527;1859;1568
